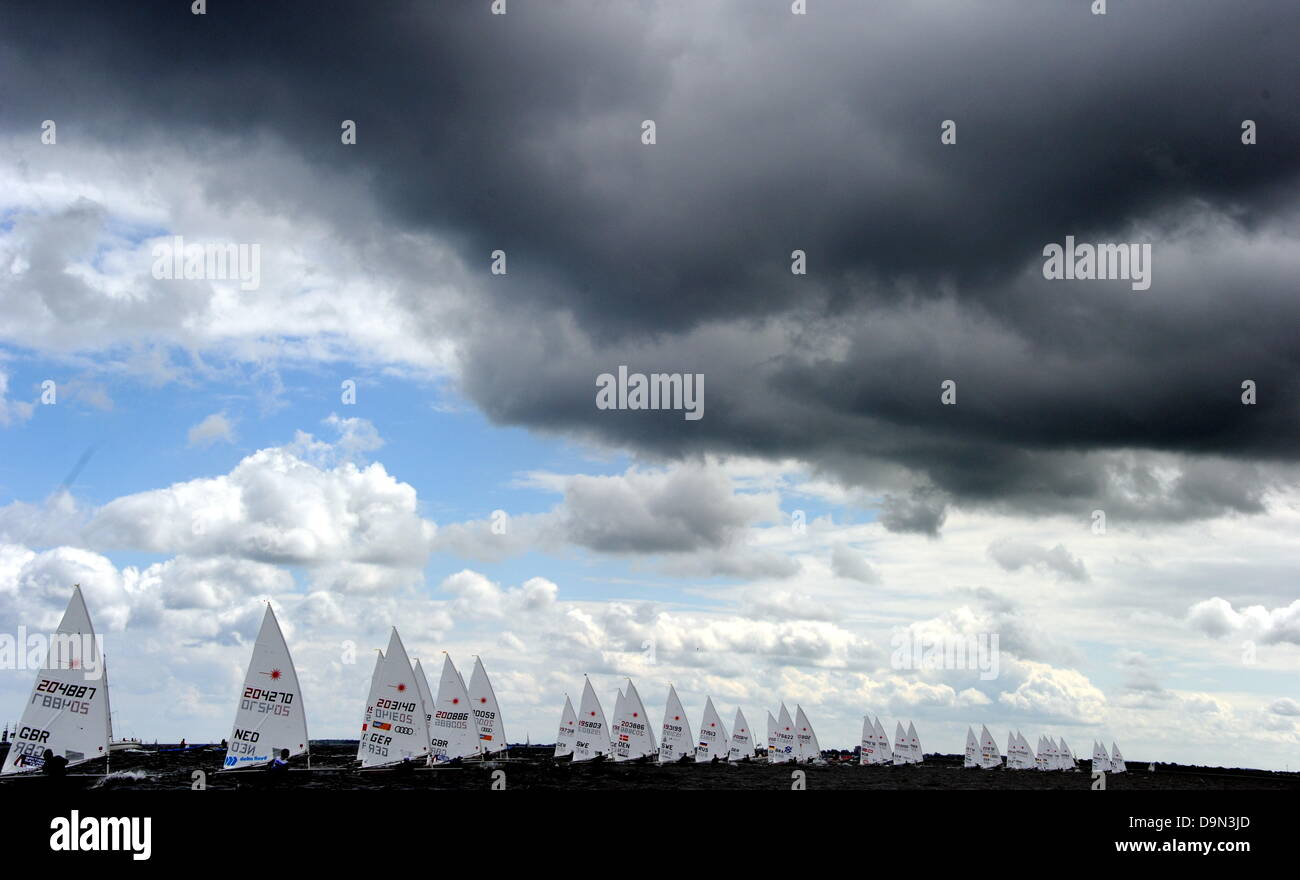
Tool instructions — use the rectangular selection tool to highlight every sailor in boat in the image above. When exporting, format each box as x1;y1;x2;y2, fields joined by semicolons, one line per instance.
40;749;69;778
267;749;290;775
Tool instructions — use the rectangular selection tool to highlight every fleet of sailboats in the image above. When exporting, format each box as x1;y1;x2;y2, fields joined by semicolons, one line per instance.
0;587;1142;779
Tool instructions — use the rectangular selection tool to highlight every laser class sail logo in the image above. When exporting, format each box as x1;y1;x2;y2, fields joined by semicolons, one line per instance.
49;811;151;861
1042;236;1151;290
596;366;704;420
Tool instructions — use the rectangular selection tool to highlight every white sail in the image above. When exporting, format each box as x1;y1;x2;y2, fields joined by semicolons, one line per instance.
612;688;628;757
1006;730;1023;769
863;717;880;766
413;659;435;741
696;696;729;761
1092;740;1111;772
358;629;429;767
1110;741;1126;773
467;656;507;755
221;604;309;770
2;586;110;774
774;704;797;763
660;685;694;763
573;677;610;762
1059;737;1075;770
892;721;908;766
356;649;384;761
794;706;821;762
873;716;891;764
964;727;979;768
979;724;1001;769
728;708;753;761
616;681;656;761
765;710;779;761
554;694;577;758
1034;735;1048;770
430;654;477;763
906;720;922;763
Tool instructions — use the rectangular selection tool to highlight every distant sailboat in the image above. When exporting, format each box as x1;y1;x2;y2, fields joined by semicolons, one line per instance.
413;659;435;741
356;649;384;762
765;710;779;762
1055;733;1076;769
572;676;609;762
893;721;909;766
906;721;922;763
430;654;477;763
1091;740;1111;773
964;727;979;768
794;705;821;763
612;688;628;757
467;656;507;756
221;604;308;771
696;696;729;762
2;586;110;774
728;709;753;761
1110;741;1126;773
774;703;797;763
659;685;693;763
357;629;429;767
862;716;880;766
554;694;577;759
873;716;891;764
615;680;656;761
979;724;1001;769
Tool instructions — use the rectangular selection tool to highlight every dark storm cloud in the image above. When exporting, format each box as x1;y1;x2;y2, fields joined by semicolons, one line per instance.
4;0;1299;525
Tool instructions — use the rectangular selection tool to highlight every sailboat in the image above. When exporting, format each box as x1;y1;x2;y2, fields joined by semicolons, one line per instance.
356;649;384;762
906;721;922;763
696;696;729;762
659;685;694;763
467;656;507;756
964;727;979;768
872;716;891;764
221;604;309;771
765;710;779;762
554;694;577;759
1059;738;1076;770
773;703;796;763
1110;741;1126;773
612;688;628;758
572;676;609;762
615;680;656;761
429;653;477;763
1091;741;1111;773
794;705;821;763
2;586;110;775
892;721;909;766
862;716;880;766
413;659;435;741
728;709;753;761
357;629;429;768
978;724;1001;769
